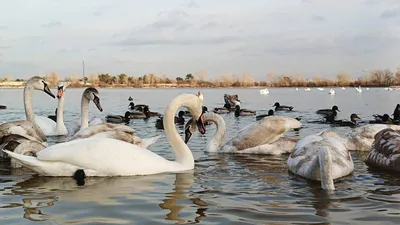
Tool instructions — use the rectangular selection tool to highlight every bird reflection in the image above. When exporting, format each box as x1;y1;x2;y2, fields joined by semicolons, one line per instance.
9;172;209;224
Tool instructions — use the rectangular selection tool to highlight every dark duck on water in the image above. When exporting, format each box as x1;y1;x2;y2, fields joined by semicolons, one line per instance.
273;102;293;111
316;105;340;116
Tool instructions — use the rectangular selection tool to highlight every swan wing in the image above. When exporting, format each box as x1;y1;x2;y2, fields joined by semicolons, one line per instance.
0;120;46;143
89;117;104;126
344;124;400;150
7;137;178;176
69;123;135;141
367;128;400;172
34;116;56;135
223;116;301;151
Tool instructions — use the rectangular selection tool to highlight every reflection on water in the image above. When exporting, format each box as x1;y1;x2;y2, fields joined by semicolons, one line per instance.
1;88;400;224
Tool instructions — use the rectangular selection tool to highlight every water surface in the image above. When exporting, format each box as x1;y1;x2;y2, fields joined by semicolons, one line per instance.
0;87;399;224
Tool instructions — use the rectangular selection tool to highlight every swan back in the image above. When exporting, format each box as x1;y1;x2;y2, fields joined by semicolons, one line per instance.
288;131;354;188
223;116;301;151
366;128;400;172
344;124;400;150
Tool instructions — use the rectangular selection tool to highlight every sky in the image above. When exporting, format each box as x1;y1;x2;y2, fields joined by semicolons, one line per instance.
0;0;399;80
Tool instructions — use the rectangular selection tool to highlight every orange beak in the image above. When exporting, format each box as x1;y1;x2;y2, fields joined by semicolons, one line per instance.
57;89;63;99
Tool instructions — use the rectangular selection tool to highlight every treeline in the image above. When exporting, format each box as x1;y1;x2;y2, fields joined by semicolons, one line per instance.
3;68;400;88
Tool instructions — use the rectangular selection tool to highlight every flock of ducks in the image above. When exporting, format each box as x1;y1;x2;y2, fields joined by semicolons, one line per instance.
0;76;399;192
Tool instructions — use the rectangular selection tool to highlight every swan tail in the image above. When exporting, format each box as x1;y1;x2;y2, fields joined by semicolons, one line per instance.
318;147;335;191
140;135;161;148
3;150;44;169
2;150;82;176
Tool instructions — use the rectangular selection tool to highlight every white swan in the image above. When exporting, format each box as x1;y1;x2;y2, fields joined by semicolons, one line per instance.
185;112;301;154
71;87;103;134
69;123;160;148
287;130;354;191
3;92;207;176
329;88;335;95
0;76;55;167
34;82;69;136
356;86;362;93
259;88;269;95
342;124;400;151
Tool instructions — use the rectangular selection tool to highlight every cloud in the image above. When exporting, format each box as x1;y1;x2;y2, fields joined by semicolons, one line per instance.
0;25;7;30
150;10;189;29
42;21;63;28
93;12;102;17
311;15;325;21
380;8;400;19
187;0;200;8
115;35;245;46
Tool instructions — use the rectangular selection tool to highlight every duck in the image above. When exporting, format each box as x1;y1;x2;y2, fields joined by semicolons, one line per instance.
370;114;393;124
129;102;148;112
105;111;131;124
331;114;361;127
287;130;354;191
128;96;133;101
393;104;400;121
48;108;57;122
3;91;207;177
234;102;256;117
366;128;400;172
155;111;186;130
126;109;149;119
256;109;274;121
316;105;340;116
0;76;55;168
0;105;6;109
184;112;301;154
324;110;339;123
224;94;240;108
143;106;161;117
213;103;232;114
273;102;293;111
33;82;69;136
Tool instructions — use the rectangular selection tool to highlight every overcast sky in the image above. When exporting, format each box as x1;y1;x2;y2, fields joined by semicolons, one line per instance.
0;0;399;80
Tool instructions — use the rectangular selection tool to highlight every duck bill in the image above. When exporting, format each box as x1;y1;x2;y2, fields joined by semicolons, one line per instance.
196;114;206;134
43;83;55;99
184;128;192;144
93;97;103;112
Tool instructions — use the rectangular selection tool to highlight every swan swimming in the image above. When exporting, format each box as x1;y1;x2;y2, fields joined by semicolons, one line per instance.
0;76;55;167
287;130;354;191
3;92;207;177
34;82;69;136
366;128;400;172
185;112;301;154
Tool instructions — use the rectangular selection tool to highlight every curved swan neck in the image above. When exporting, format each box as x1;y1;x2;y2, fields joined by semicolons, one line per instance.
205;113;226;152
163;95;196;167
80;95;90;130
24;84;35;123
56;93;66;132
318;147;335;191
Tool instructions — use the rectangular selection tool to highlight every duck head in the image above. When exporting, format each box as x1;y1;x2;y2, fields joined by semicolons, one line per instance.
350;114;361;122
268;109;274;116
273;102;280;107
178;110;185;118
382;114;393;122
332;105;340;112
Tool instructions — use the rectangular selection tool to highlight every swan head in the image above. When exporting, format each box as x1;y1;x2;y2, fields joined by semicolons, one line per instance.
84;87;103;112
184;118;197;144
28;76;55;99
332;105;340;112
56;82;70;99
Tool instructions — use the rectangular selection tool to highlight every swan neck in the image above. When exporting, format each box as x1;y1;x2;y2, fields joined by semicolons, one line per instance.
24;84;35;123
163;95;195;167
80;95;90;130
56;94;66;132
206;113;226;152
318;147;335;191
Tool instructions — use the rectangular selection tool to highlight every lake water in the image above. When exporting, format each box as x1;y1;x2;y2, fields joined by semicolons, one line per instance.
0;87;399;224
